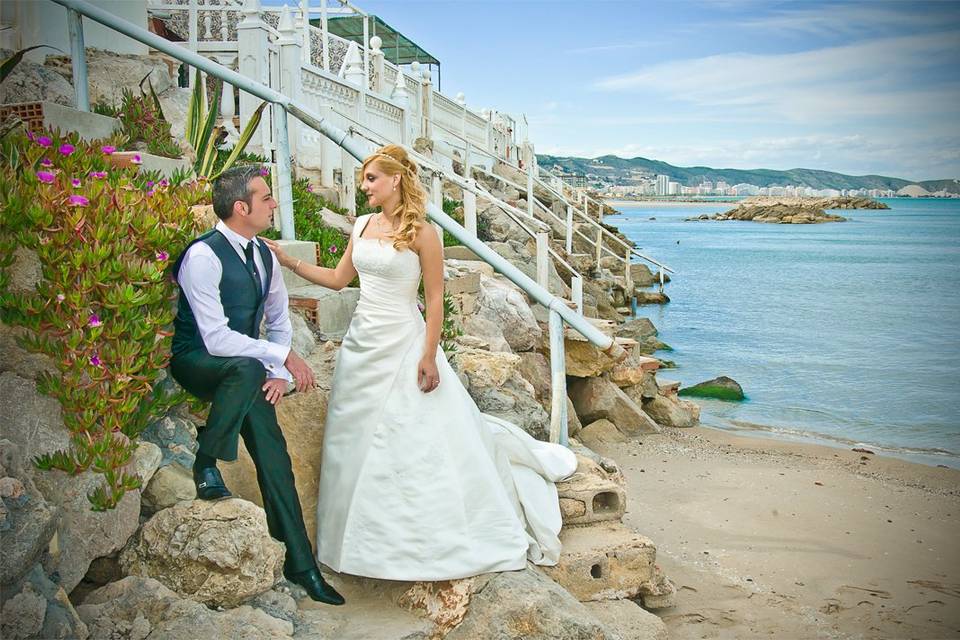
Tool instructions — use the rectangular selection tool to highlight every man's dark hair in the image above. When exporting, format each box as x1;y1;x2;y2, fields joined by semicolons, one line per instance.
211;165;265;220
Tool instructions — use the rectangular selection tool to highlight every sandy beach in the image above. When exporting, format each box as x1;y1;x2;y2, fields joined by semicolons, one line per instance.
589;426;960;639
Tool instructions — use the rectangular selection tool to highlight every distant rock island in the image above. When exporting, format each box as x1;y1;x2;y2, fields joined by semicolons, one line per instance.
687;196;889;224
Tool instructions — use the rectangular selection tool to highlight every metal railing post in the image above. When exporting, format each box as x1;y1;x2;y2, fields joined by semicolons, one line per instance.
66;9;89;112
273;105;296;240
571;275;583;315
548;309;568;446
463;182;477;237
536;231;549;290
565;204;573;254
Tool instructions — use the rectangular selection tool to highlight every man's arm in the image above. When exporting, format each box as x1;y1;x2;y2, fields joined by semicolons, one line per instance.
178;244;290;378
262;250;294;382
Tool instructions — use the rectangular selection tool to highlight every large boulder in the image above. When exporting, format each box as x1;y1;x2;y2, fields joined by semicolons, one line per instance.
219;341;338;546
0;49;74;105
568;376;659;437
76;576;293;639
445;566;617;640
139;414;198;470
642;394;700;428
1;565;88;640
141;463;196;512
120;499;285;608
516;352;582;438
0;440;58;590
0;323;57;382
0;373;141;593
450;348;550;441
45;49;179;108
475;275;542;352
478;202;531;245
156;87;192;142
678;375;745;401
583;600;668;640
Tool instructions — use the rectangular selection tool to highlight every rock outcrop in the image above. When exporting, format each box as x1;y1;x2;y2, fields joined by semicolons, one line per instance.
119;499;285;608
679;375;745;401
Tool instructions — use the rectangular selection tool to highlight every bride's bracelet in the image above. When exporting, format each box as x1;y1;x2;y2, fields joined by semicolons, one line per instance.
291;259;302;273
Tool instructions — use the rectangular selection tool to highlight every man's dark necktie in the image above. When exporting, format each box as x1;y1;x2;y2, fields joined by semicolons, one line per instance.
243;241;263;298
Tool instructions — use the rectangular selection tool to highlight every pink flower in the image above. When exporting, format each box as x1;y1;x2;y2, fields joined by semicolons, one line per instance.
306;184;314;192
259;168;269;177
68;195;90;207
26;131;35;141
130;154;142;165
101;145;116;155
156;251;169;262
41;158;53;167
159;179;169;187
36;171;55;184
89;353;102;367
71;178;81;188
145;180;154;188
37;136;52;148
88;314;101;327
329;245;338;254
146;190;156;197
58;144;75;156
88;171;107;179
56;293;65;303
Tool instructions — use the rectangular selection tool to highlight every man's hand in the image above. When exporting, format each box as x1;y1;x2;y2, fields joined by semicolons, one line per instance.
284;349;315;393
262;378;288;405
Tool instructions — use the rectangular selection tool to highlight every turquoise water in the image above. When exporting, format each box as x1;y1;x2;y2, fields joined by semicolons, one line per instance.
606;199;960;467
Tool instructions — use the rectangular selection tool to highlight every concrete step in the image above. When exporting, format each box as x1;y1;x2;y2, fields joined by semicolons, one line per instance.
1;100;118;141
556;456;626;526
287;284;359;340
272;239;319;290
543;522;665;605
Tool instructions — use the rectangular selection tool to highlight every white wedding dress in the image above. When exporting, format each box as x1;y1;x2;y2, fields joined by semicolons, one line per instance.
316;214;577;581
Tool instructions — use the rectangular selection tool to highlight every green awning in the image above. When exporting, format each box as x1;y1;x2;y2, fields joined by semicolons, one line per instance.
310;15;440;67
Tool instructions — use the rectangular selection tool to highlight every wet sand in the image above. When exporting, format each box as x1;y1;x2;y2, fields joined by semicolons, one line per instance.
590;426;960;639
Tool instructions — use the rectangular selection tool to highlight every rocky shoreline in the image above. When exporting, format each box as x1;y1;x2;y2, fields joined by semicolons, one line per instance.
686;195;889;224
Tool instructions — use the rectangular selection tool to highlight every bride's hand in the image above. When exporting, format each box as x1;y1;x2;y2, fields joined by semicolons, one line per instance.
417;355;440;393
262;238;294;269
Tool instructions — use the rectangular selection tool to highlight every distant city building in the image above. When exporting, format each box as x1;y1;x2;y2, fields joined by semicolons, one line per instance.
656;174;670;196
668;181;680;195
715;180;729;195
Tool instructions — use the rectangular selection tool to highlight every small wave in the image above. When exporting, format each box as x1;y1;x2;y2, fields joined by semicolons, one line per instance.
704;418;960;464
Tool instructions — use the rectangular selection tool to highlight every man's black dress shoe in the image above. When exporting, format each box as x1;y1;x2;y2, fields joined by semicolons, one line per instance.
193;466;232;501
285;567;345;605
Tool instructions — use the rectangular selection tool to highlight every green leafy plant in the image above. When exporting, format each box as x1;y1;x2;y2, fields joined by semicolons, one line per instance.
116;86;182;159
185;68;266;179
0;129;207;510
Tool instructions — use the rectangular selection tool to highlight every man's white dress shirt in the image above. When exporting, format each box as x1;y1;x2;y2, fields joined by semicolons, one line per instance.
177;220;292;381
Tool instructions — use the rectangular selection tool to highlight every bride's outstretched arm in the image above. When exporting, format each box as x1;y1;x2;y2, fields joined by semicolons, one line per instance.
263;236;358;291
415;225;444;393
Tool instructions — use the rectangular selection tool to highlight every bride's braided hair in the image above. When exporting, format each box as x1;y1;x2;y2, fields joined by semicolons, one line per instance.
362;145;428;252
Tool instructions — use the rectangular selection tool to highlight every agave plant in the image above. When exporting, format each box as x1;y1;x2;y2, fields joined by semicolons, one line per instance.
185;68;266;179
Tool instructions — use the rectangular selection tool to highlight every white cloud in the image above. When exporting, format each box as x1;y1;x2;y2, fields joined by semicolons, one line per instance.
736;2;960;37
594;31;960;125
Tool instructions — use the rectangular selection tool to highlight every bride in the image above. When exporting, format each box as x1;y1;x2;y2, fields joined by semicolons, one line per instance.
264;145;576;581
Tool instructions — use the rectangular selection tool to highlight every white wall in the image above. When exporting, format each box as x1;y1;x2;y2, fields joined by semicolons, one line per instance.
3;0;148;61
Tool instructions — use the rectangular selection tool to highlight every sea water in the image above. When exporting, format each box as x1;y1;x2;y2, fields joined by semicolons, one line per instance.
607;198;960;467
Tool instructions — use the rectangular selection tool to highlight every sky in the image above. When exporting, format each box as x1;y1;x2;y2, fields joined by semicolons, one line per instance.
271;0;960;181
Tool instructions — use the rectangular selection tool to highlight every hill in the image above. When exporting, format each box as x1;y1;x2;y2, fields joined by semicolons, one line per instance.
536;154;959;194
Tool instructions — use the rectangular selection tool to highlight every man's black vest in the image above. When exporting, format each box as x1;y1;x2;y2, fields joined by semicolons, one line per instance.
171;229;274;356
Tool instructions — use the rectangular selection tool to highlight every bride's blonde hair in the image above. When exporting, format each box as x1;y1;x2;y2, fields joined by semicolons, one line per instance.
362;145;428;252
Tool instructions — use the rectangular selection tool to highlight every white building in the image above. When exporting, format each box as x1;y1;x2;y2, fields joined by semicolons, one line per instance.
655;174;670;196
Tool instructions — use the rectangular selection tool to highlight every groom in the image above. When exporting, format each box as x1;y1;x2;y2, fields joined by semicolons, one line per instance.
169;165;344;605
